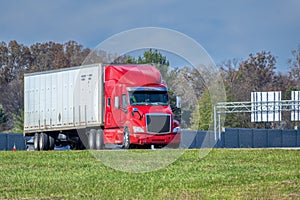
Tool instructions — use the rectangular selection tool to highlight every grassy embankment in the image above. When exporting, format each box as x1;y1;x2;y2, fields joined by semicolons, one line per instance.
0;149;299;199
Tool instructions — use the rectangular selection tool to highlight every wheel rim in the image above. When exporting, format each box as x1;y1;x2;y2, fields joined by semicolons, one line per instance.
123;129;130;149
39;134;43;150
34;133;39;151
96;130;104;150
88;130;96;150
48;135;55;150
39;133;48;151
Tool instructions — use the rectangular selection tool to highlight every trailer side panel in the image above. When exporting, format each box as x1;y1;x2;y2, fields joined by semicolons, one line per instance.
24;64;104;134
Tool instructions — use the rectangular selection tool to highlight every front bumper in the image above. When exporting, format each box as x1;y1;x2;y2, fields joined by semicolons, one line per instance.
130;132;181;146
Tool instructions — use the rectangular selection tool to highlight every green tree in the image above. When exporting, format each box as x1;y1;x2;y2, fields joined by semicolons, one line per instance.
116;49;171;82
12;109;24;133
0;104;8;131
137;49;169;65
137;49;170;80
190;89;213;130
113;55;137;64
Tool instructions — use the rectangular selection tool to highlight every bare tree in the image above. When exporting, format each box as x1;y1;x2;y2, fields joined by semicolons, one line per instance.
219;52;278;128
288;45;300;88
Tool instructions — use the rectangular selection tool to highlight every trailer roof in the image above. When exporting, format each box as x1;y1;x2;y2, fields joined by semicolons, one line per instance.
24;63;102;77
24;63;157;77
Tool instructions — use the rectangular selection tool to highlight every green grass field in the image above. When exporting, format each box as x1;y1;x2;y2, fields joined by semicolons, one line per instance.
0;149;299;200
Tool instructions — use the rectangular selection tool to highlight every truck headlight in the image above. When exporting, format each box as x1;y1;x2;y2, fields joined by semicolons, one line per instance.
172;127;181;133
133;126;144;133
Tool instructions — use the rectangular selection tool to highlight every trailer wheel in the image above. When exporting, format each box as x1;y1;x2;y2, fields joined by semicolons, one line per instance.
123;128;130;149
88;129;96;150
96;129;104;150
39;132;49;151
48;134;55;150
34;133;40;151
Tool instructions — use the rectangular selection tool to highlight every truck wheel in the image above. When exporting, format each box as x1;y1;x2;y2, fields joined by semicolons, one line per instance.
88;129;96;150
39;132;49;151
48;134;55;150
96;129;104;150
123;128;130;149
34;133;40;151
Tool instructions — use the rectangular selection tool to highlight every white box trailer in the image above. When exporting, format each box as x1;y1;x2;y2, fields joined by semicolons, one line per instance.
24;63;104;134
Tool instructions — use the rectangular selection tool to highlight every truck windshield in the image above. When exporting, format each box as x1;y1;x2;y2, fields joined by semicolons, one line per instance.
129;91;169;106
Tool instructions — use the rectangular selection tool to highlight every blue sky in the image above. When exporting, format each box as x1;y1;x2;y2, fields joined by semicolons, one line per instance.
1;0;300;73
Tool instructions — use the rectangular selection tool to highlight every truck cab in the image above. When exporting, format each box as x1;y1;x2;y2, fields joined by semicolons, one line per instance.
103;65;181;148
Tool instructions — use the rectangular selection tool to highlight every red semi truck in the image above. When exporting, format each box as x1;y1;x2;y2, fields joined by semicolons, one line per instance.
24;63;181;150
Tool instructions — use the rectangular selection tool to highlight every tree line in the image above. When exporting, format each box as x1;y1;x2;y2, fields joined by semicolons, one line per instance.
0;40;300;132
194;48;300;130
0;41;90;132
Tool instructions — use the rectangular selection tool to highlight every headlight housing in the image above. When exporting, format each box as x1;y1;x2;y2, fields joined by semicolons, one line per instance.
133;126;145;133
172;127;181;133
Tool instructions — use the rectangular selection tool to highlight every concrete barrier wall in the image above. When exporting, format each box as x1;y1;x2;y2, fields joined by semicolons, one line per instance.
181;128;300;149
1;129;300;150
0;133;26;151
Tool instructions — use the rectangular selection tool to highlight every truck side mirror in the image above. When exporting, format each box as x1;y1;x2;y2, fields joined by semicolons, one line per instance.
176;96;181;108
132;108;143;120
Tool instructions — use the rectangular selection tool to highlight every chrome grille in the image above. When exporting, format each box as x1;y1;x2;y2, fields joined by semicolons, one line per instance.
146;114;171;134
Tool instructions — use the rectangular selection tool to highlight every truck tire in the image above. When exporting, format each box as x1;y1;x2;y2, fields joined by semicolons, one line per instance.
34;133;40;151
39;132;49;151
96;129;104;150
123;128;130;149
48;134;55;150
88;129;96;150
